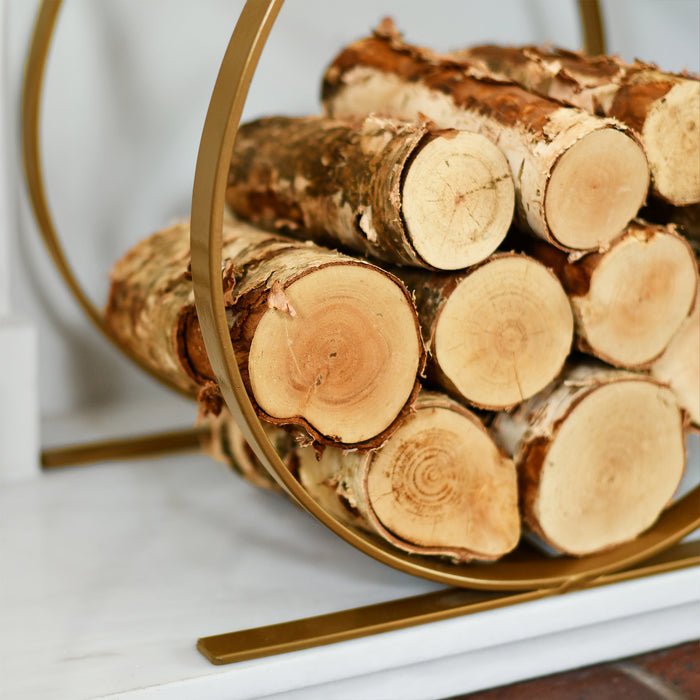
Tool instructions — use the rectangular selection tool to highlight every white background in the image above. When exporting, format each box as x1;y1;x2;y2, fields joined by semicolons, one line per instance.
3;0;699;419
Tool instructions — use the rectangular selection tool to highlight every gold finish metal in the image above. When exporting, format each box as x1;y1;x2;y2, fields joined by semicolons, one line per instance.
40;427;207;469
579;0;606;55
197;539;700;665
21;0;194;400
20;0;698;592
189;0;699;590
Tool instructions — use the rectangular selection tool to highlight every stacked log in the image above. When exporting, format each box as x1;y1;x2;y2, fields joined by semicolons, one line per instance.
321;19;650;253
105;219;425;449
227;114;514;271
396;256;573;409
105;20;698;563
651;289;700;430
491;365;686;556
452;44;700;206
205;392;521;563
198;406;282;491
522;221;698;368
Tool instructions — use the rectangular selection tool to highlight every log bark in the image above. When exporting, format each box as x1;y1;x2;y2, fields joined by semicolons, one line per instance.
197;406;282;490
397;253;573;409
455;45;700;206
321;19;649;253
651;289;700;430
525;220;698;368
105;219;425;449
227;114;514;271
640;202;700;256
491;364;686;556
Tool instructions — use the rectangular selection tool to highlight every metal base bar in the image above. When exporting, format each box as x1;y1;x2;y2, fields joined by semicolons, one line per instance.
40;427;206;469
197;540;699;665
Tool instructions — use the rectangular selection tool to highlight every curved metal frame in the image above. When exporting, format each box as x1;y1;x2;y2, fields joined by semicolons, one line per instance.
22;0;699;590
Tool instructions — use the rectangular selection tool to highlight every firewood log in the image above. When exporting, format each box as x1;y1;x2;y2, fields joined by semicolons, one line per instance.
397;254;574;409
198;406;281;490
321;19;649;253
455;45;700;206
105;219;425;449
491;364;687;556
210;391;520;562
227;114;514;270
525;221;698;368
651;289;700;430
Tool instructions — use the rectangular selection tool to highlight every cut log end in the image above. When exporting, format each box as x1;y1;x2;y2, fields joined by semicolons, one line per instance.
643;80;700;206
532;380;685;556
651;290;700;428
402;132;514;269
434;255;574;408
575;229;698;367
545;128;649;250
248;263;421;445
366;404;520;559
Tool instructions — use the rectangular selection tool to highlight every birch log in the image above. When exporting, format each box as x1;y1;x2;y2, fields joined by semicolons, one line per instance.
491;364;686;556
321;19;649;252
298;390;520;562
227;114;514;270
105;219;424;449
651;289;700;430
455;45;700;206
527;221;698;368
398;254;573;409
209;390;518;562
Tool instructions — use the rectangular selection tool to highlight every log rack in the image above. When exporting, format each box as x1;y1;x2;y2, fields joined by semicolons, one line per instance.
21;0;700;666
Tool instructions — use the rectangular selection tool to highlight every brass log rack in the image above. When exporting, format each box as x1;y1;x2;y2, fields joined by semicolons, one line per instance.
22;0;700;666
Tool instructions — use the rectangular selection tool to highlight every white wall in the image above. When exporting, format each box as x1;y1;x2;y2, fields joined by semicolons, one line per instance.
4;0;699;418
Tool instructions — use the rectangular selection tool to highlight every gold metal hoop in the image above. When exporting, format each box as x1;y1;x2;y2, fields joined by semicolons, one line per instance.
579;0;606;55
188;0;698;588
22;0;698;589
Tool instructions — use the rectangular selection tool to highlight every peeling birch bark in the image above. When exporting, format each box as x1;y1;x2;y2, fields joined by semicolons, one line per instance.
526;221;698;368
455;45;700;206
228;114;514;270
105;219;424;449
491;364;686;556
321;20;649;252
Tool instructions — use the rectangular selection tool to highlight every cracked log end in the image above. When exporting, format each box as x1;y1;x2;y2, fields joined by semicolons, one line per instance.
527;379;685;556
248;264;422;445
545;128;649;250
434;255;574;409
402;131;514;269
